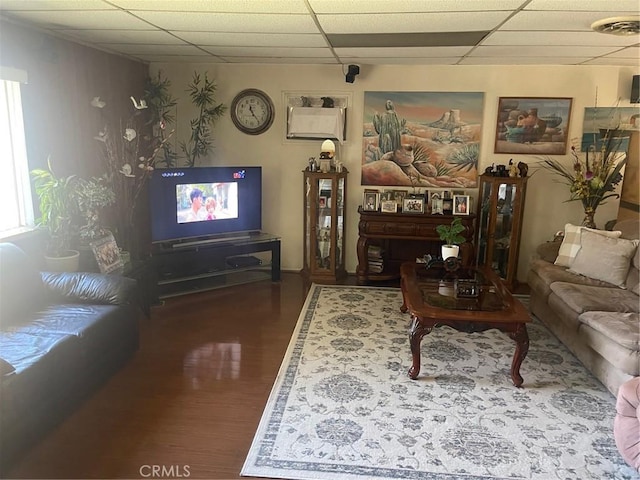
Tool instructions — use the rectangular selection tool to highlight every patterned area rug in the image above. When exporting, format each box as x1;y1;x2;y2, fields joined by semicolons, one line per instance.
242;285;638;480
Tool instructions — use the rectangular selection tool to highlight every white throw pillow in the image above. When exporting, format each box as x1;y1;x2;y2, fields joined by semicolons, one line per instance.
568;229;639;288
554;223;622;267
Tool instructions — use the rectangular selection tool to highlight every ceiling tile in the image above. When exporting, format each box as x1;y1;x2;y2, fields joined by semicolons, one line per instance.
525;0;640;11
309;0;528;13
111;0;310;14
200;46;334;58
471;45;621;56
175;32;327;48
482;30;640;46
460;56;594;65
96;44;205;55
502;10;640;31
61;29;186;44
317;11;512;34
133;11;318;34
0;0;115;10
2;10;154;30
133;54;224;63
335;46;472;57
338;56;461;65
219;57;338;64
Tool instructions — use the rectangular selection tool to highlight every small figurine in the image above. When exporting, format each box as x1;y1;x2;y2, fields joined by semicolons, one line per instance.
308;157;317;172
517;161;529;177
321;96;335;108
495;164;508;177
509;159;518;177
484;164;495;176
301;96;311;107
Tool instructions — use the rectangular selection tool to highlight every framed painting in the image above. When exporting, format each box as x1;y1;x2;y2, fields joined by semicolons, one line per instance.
581;106;639;153
494;97;572;155
362;91;484;188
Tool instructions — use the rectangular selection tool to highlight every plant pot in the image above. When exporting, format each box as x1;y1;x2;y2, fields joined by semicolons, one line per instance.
441;245;459;260
45;249;80;272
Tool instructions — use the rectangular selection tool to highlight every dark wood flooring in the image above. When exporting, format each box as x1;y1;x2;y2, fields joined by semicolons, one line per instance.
6;273;316;479
5;272;528;479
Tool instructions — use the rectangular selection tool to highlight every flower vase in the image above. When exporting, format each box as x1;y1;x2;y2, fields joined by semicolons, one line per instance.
582;206;597;229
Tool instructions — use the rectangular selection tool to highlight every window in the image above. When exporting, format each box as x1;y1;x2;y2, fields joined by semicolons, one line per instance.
0;67;33;237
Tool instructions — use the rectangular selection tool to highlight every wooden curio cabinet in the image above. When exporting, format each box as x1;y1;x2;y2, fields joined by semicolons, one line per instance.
475;174;528;291
302;168;348;283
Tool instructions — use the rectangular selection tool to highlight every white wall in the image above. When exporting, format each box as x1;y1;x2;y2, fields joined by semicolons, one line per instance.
149;63;639;282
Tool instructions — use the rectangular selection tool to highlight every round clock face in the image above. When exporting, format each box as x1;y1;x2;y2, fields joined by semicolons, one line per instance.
230;89;275;135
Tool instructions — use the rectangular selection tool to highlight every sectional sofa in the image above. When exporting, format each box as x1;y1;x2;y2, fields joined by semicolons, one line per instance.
0;242;140;473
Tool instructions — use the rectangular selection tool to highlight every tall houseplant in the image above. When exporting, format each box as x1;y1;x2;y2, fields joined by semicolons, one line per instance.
436;217;466;259
31;158;80;271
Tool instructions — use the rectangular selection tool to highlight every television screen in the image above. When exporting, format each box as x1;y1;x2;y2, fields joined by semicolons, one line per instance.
149;166;261;244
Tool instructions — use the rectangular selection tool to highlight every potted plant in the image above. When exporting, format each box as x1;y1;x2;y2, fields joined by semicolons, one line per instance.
436;217;466;259
31;158;81;271
75;176;115;243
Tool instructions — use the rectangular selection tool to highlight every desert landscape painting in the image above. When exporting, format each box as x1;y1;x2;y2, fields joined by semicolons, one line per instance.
362;91;484;188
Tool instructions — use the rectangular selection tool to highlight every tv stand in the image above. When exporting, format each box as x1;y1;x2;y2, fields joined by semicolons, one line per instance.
151;232;280;299
171;233;252;248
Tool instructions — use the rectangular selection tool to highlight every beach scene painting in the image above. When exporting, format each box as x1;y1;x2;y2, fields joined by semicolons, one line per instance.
362;91;484;188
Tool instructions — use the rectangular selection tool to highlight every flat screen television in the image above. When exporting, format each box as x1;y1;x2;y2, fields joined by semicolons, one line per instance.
149;166;262;245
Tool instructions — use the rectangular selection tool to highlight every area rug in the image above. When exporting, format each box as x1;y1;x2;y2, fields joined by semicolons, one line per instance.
242;285;638;480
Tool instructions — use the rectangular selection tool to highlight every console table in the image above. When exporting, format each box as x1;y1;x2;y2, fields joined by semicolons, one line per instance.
356;207;475;284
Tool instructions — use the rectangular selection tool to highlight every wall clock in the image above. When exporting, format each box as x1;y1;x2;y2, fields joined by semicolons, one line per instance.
230;89;275;135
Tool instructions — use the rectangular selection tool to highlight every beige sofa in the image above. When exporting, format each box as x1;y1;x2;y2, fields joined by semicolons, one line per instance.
527;218;639;396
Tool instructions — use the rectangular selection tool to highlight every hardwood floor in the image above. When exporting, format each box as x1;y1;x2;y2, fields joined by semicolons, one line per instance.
6;273;316;479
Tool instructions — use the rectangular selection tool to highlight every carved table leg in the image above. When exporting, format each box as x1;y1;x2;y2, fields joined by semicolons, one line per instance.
408;316;432;379
400;277;408;313
508;323;530;388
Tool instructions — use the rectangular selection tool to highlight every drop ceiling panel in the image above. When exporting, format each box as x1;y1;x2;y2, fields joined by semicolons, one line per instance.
177;32;327;48
134;54;224;63
308;0;528;14
471;45;621;57
318;11;512;34
3;10;154;30
96;44;205;55
335;46;473;57
502;10;640;31
111;0;310;14
61;29;186;44
0;1;637;66
132;11;318;34
483;31;640;46
525;0;640;11
199;46;334;58
460;56;595;65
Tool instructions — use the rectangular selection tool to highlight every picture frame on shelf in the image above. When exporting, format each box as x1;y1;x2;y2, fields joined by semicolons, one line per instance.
319;196;327;208
363;191;379;211
453;195;470;215
392;190;407;210
403;196;424;214
443;197;453;214
380;191;394;203
90;233;123;274
380;200;398;213
431;192;444;215
319;159;331;173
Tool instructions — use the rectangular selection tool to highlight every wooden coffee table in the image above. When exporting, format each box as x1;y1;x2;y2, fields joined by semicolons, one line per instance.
400;261;530;387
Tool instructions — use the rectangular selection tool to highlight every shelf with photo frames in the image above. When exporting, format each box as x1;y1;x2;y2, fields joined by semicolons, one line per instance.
355;206;476;284
360;188;473;216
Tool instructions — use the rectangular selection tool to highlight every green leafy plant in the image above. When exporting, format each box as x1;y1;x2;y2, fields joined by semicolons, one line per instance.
180;72;226;167
144;71;179;167
31;157;79;257
436;217;466;246
75;176;116;242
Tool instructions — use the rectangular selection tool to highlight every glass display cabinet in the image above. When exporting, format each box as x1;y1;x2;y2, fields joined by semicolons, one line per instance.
475;174;528;291
302;168;348;283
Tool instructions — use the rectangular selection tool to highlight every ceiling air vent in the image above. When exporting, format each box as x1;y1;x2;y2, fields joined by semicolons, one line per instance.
591;16;640;36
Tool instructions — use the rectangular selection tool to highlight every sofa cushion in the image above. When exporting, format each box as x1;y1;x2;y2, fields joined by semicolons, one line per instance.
549;282;640;316
529;258;617;300
554;223;621;267
0;358;15;376
568;229;639;288
0;243;45;328
578;311;640;352
627;247;640;296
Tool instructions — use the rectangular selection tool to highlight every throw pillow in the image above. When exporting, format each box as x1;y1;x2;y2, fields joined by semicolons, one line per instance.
568;229;639;288
554;223;622;267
